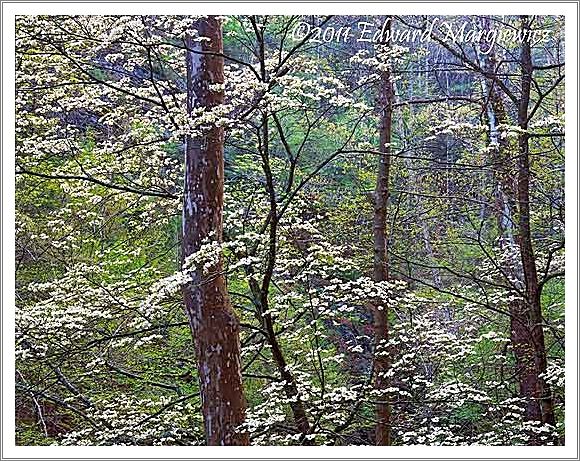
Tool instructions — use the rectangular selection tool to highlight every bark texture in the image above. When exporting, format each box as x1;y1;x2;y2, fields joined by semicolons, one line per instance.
515;16;555;428
372;15;394;446
182;17;248;446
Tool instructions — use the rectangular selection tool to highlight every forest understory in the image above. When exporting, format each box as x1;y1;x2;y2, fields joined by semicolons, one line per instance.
14;14;565;446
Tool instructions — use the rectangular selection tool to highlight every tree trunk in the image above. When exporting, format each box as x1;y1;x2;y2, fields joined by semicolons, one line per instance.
242;19;313;443
182;17;248;446
246;267;312;440
478;15;554;428
516;16;555;428
247;113;312;440
372;15;394;447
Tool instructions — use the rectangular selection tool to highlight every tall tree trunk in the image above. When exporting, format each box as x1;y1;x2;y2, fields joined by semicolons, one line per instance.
372;15;394;447
516;16;555;428
478;17;542;423
182;17;248;446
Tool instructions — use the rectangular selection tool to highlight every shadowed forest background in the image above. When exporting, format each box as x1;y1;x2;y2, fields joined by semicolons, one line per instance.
15;14;565;446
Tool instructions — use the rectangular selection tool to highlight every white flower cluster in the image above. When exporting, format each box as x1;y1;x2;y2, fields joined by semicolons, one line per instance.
57;394;203;446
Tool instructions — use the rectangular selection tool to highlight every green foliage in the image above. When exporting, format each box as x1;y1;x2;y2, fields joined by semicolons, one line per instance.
14;13;565;447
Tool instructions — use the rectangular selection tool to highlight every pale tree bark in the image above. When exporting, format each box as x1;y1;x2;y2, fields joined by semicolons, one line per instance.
182;17;248;446
372;15;394;447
